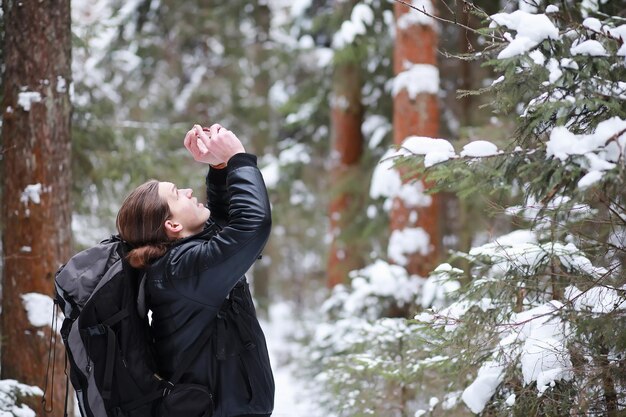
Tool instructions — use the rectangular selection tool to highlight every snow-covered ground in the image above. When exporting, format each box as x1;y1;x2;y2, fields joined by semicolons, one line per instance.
261;302;327;417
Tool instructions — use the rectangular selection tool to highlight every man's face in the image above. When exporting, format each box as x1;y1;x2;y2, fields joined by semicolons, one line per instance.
158;181;210;237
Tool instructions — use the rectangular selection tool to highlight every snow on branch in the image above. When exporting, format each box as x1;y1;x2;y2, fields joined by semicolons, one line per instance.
546;117;626;189
489;10;559;59
0;379;43;417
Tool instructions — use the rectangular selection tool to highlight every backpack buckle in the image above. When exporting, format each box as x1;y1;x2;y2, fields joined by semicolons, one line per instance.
162;380;174;397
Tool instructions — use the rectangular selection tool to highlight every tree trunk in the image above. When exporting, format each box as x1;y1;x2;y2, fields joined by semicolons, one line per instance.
248;0;273;318
327;55;364;288
392;1;442;277
1;1;72;415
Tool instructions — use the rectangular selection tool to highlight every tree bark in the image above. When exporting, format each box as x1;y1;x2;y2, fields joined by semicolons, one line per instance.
1;1;72;415
392;2;442;277
327;55;364;288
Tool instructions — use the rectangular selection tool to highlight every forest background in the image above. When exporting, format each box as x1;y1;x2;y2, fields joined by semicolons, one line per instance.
1;0;625;416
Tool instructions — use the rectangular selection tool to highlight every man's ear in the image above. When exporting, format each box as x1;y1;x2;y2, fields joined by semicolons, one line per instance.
164;219;183;236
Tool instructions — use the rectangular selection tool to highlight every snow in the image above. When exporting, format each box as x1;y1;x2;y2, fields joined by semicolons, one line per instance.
460;140;499;157
577;170;603;189
470;237;607;279
529;50;545;65
21;293;61;330
289;180;315;206
430;297;495;332
565;285;626;313
261;157;280;188
278;143;311;165
420;267;461;308
580;0;600;17
518;0;537;13
582;17;603;32
392;63;439;98
509;302;573;393
607;25;626;55
401;136;456;167
570;39;608;56
545;5;559;13
505;393;516;406
490;10;559;59
396;0;437;30
56;76;67;93
0;380;43;417
388;227;431;266
269;80;290;108
332;3;374;49
491;75;505;85
370;148;402;201
174;66;207;112
285;102;315;125
462;300;573;413
17;91;42;111
262;303;327;417
397;181;432;208
362;115;391;149
546;59;562;83
20;184;43;205
493;229;537;246
461;360;505;413
402;136;456;162
335;260;422;319
546;117;626;188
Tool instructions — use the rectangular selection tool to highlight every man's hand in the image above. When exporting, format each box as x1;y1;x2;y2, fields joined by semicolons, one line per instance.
184;123;246;166
183;125;222;165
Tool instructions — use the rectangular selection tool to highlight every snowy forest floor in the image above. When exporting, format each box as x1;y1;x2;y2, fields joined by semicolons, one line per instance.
261;302;330;417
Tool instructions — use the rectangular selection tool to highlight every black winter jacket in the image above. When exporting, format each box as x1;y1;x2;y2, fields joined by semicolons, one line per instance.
146;153;274;417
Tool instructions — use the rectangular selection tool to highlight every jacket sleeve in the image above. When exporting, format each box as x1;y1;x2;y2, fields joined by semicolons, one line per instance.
205;165;229;228
166;153;272;306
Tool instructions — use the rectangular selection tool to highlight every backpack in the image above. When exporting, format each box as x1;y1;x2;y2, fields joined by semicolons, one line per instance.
54;236;214;417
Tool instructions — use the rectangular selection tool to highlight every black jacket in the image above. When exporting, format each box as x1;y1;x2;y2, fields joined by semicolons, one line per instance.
146;153;274;417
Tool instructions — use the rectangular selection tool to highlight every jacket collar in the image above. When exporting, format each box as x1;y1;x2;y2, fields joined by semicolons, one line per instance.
170;217;221;248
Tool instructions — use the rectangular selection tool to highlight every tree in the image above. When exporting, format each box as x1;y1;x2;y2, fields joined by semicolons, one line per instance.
390;0;442;276
400;1;626;415
1;0;72;415
327;0;366;288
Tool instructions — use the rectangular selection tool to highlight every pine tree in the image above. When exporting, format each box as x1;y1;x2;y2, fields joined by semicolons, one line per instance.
304;0;625;415
398;1;626;415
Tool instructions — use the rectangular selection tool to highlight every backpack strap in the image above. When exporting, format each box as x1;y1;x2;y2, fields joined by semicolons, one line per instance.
137;272;148;319
80;308;130;401
101;326;117;400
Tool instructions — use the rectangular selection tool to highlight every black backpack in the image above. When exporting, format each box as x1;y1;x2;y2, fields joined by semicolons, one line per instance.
53;236;214;417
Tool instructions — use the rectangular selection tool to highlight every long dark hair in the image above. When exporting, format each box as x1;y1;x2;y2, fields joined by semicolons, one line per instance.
116;180;172;268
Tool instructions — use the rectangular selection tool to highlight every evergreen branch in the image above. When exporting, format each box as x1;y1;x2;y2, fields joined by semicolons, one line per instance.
604;127;626;150
427;259;621;332
593;11;626;22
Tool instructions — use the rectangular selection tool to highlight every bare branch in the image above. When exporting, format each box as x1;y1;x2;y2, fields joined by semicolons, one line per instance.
391;0;502;40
